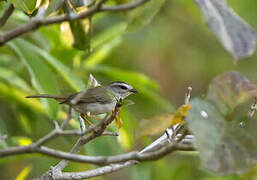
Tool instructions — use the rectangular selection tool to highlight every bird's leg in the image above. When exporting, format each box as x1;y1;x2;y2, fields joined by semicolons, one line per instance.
80;113;94;126
88;115;102;121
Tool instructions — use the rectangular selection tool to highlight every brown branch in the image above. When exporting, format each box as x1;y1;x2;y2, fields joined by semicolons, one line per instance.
0;0;149;46
0;4;14;27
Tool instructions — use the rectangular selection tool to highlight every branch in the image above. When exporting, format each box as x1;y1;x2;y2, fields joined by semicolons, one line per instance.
0;4;14;27
0;0;149;46
100;0;149;11
45;131;194;180
52;102;122;172
51;144;193;180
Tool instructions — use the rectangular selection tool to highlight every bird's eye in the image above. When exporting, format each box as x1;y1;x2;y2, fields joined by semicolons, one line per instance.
119;85;127;90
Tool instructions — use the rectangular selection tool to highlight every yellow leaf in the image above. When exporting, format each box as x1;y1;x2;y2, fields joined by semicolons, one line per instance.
115;110;123;128
13;137;32;146
171;104;192;125
15;165;32;180
140;104;192;137
118;128;131;150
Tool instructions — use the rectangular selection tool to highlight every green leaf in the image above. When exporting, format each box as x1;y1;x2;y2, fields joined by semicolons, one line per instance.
16;39;85;91
8;39;59;118
127;0;166;32
89;65;159;89
9;0;39;14
207;71;257;115
0;82;45;114
0;67;32;92
12;136;32;146
45;0;61;15
69;19;91;50
92;22;127;48
186;98;257;175
85;37;122;68
15;165;32;180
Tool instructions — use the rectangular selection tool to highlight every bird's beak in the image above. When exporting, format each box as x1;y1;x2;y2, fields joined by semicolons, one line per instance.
130;88;138;93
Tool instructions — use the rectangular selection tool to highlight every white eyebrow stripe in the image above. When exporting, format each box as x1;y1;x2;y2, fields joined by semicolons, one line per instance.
111;82;130;88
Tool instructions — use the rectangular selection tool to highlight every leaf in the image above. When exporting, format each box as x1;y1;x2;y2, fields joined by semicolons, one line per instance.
140;104;191;137
195;0;257;60
126;0;166;32
8;40;59;118
172;104;192;125
69;19;91;50
89;65;159;90
115;110;122;128
92;22;127;49
0;81;68;121
16;39;85;91
15;165;32;180
45;0;63;15
207;71;257;115
85;37;122;68
186;98;257;175
0;67;32;92
9;0;40;14
12;136;32;146
0;82;45;114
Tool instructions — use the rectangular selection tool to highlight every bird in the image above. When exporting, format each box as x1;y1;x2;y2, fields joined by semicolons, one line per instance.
26;81;138;124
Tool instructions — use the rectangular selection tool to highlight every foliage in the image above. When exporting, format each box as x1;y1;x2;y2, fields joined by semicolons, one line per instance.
0;0;257;179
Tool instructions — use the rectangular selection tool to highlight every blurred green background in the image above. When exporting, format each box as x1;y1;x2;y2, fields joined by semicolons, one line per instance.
0;0;257;179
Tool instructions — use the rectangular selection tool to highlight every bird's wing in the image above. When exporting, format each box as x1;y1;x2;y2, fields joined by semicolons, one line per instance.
72;87;115;104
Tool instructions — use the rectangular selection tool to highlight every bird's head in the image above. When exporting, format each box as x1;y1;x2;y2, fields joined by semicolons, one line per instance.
106;81;138;100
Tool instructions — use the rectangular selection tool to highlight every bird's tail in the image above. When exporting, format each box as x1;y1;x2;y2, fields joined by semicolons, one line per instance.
26;94;67;102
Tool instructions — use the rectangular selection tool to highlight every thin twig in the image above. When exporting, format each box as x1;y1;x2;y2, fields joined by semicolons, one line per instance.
184;86;192;105
0;4;14;27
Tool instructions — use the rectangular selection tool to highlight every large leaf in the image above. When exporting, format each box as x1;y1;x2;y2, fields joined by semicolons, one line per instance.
69;19;91;50
0;67;32;92
17;39;85;91
140;104;191;137
0;82;45;114
85;37;122;68
8;40;59;118
92;22;127;49
195;0;257;60
15;165;32;180
127;0;166;32
207;71;257;116
0;82;67;120
187;98;257;175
